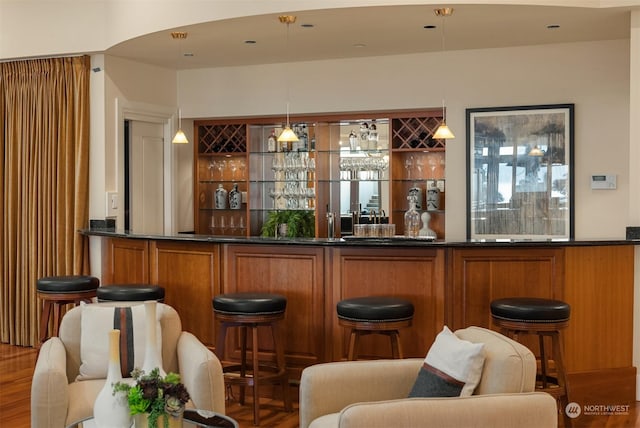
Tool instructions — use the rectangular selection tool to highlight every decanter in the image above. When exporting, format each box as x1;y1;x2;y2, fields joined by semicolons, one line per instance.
404;195;421;238
426;180;440;211
214;184;228;209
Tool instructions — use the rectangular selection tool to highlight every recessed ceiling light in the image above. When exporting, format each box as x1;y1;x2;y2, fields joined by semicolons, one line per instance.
547;24;560;29
424;25;436;29
244;40;257;44
353;43;366;48
301;23;314;28
183;52;194;57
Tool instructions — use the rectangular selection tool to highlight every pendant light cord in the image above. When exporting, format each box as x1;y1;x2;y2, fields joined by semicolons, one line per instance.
285;19;291;128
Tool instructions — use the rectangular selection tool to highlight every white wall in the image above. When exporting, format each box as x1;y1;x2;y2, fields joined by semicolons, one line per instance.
178;38;630;239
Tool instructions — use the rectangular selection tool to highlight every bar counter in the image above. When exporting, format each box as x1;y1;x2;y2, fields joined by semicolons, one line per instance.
85;229;637;405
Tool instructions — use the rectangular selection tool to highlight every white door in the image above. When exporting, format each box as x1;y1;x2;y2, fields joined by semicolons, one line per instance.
129;121;165;234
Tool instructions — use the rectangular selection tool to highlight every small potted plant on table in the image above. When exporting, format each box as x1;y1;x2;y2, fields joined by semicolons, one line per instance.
113;368;190;428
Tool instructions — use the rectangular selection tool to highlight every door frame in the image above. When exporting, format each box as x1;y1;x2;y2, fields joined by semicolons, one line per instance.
115;98;179;235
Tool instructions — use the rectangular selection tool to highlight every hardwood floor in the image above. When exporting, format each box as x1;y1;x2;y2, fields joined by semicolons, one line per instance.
1;343;638;428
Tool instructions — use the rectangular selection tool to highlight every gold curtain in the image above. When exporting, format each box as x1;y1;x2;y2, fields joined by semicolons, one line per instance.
0;56;91;346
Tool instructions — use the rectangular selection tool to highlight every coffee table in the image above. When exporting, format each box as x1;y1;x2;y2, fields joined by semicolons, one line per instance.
66;409;239;428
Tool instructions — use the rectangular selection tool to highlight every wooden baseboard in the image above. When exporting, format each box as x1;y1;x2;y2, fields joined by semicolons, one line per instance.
567;367;636;405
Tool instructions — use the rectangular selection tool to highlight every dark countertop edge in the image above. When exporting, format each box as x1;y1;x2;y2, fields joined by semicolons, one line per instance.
81;229;638;248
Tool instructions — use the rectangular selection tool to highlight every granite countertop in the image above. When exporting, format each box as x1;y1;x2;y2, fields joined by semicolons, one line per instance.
81;229;635;248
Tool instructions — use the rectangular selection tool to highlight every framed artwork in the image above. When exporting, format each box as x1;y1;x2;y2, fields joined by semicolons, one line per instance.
466;104;574;239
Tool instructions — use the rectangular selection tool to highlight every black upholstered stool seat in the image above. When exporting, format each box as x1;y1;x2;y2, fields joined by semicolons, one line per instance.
36;275;100;345
337;296;415;360
337;296;414;322
213;292;286;315
37;275;100;293
490;297;570;323
213;292;291;425
96;284;165;302
490;296;572;427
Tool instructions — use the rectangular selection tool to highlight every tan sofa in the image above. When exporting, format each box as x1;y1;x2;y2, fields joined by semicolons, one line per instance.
31;302;225;428
300;326;558;428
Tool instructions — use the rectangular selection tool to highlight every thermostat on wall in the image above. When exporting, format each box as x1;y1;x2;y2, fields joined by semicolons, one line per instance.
590;174;616;189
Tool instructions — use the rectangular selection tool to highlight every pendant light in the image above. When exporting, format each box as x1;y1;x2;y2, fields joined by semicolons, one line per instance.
528;145;544;156
432;8;455;140
172;108;189;144
277;15;299;143
171;31;189;144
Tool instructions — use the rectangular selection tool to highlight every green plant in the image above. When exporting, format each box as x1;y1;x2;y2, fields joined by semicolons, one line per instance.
261;210;315;238
113;368;190;428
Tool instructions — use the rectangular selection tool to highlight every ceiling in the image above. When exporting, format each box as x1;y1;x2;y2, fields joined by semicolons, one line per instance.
105;4;633;70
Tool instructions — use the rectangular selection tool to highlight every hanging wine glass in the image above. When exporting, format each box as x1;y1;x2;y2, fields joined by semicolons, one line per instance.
238;159;246;179
415;157;424;178
404;156;414;180
216;160;227;180
428;156;438;179
228;160;238;180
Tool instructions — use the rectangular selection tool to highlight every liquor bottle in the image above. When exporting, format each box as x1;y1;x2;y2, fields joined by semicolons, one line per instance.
348;130;358;152
368;122;378;150
267;129;277;152
404;195;421;238
229;183;242;209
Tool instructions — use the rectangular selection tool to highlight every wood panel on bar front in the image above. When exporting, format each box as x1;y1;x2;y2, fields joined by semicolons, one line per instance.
329;246;446;361
101;237;149;284
223;244;326;380
149;241;220;347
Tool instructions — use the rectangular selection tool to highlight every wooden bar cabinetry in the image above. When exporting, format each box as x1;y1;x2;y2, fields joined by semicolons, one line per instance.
99;235;636;406
193;109;448;238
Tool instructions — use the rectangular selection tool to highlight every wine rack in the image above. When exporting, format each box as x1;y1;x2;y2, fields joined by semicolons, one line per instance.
197;123;247;153
391;116;446;150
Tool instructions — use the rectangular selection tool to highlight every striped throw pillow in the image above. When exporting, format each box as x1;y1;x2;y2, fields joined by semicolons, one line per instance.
77;303;162;380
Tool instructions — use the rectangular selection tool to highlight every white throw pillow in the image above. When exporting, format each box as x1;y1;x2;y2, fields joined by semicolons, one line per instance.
77;303;163;381
408;326;485;397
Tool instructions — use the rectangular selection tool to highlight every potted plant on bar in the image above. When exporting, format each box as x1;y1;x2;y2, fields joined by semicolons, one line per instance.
113;368;190;428
261;210;315;238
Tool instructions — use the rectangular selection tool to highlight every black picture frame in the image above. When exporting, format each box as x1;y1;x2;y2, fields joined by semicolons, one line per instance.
466;104;574;239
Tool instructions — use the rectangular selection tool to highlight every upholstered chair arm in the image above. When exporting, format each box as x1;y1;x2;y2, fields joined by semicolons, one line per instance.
337;392;558;428
299;358;423;428
177;332;226;414
31;337;70;428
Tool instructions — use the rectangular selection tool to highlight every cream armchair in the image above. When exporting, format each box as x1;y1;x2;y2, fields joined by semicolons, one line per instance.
300;326;558;428
31;302;225;428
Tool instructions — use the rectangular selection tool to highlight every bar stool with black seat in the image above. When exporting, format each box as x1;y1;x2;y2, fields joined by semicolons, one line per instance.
337;296;414;360
37;275;100;345
213;292;291;426
491;297;571;427
96;284;165;302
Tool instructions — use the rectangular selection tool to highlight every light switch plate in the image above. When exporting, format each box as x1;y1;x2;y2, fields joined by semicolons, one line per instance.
106;191;118;216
